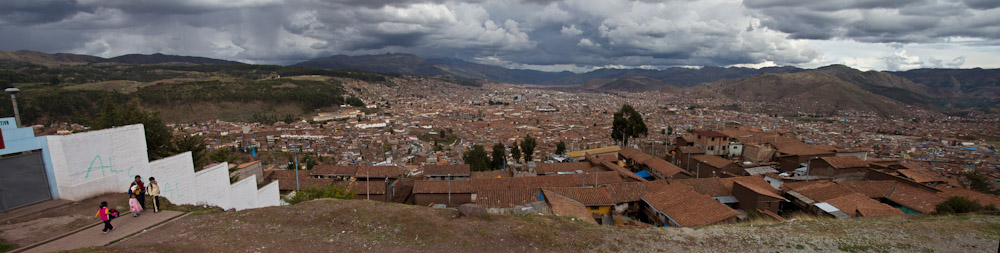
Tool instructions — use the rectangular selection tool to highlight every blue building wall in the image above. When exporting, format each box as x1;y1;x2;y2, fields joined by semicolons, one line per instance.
0;117;60;199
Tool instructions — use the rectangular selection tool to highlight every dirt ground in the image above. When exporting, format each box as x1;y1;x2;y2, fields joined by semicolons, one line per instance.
96;199;1000;252
0;193;129;248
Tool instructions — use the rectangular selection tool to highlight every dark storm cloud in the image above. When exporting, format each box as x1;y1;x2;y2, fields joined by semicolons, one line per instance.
0;0;994;71
745;0;1000;43
0;0;91;25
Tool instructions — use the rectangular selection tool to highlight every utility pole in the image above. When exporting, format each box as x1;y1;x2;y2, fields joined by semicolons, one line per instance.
294;147;300;191
447;174;451;206
5;88;20;128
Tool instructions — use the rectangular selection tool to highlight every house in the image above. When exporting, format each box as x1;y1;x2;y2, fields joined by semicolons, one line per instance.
670;145;705;172
618;148;691;180
741;144;776;163
732;180;787;214
773;142;835;172
640;183;739;227
807;156;869;181
689;154;741;178
602;182;651;215
412;180;474;207
474;188;542;214
692;130;732;156
423;164;471;180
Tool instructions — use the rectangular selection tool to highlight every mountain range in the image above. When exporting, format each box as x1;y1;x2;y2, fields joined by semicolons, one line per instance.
2;49;997;115
0;50;243;66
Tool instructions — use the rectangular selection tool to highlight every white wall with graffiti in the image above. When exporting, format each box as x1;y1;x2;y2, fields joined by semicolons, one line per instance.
45;124;150;201
42;124;280;210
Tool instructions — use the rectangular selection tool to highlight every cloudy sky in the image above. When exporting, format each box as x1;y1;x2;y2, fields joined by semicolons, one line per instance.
1;0;998;72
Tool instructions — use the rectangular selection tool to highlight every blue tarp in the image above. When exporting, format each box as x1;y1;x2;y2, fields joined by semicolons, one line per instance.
635;170;654;179
963;147;978;151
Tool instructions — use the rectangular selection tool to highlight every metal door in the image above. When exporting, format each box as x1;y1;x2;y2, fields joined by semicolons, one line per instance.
0;151;52;211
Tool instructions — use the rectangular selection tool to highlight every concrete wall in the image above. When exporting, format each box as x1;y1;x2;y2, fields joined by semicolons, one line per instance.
257;180;280;208
45;124;150;201
148;152;198;205
230;162;264;184
195;163;232;209
229;175;258;211
3;122;280;210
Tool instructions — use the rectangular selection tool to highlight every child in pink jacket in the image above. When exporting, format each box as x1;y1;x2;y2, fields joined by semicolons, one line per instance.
128;192;143;217
95;201;113;234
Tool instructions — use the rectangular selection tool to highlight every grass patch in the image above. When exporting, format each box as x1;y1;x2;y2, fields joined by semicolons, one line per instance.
0;241;16;253
987;141;1000;148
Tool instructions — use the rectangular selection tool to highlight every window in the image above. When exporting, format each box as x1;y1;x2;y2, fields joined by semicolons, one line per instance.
708;146;714;151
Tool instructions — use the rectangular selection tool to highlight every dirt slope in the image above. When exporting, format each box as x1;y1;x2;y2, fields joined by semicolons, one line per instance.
101;199;1000;252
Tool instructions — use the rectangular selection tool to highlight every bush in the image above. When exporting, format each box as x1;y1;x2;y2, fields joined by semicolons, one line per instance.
935;196;983;214
285;184;355;205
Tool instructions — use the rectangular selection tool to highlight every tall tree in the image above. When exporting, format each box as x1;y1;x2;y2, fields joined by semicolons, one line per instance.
173;134;209;168
555;140;567;155
610;104;648;147
92;96;174;161
520;134;536;162
490;143;506;170
462;144;490;171
511;141;521;162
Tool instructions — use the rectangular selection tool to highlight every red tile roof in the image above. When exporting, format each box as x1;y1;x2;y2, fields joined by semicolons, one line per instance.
413;180;475;194
734;181;787;201
694;130;728;138
535;162;601;174
641;183;739;227
423;164;471;176
475;188;541;208
543;187;616;206
602;182;650;203
824;193;902;217
692;155;733;169
820;156;869;169
886;184;945;214
672;178;730;197
355;166;405;178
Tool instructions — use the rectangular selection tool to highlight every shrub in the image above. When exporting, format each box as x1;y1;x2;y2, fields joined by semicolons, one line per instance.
935;196;983;214
285;184;355;205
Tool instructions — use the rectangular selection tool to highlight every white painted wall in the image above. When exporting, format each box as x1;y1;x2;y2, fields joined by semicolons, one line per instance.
257;181;280;208
45;124;150;201
229;175;258;211
39;124;279;210
148;152;198;205
195;163;232;210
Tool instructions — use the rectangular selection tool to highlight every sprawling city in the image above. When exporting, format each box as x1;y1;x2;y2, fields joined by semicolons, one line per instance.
1;0;1000;252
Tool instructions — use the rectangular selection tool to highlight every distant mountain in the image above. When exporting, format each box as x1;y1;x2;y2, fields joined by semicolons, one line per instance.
294;53;447;76
106;53;244;65
0;50;243;66
0;50;103;65
698;70;907;116
293;53;573;84
293;53;807;87
890;68;1000;108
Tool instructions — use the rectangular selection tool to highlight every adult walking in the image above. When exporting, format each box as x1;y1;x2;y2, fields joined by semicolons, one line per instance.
130;175;147;211
148;177;161;213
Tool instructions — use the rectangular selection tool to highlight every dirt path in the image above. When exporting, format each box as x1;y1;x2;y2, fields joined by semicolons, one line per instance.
20;210;183;253
0;193;129;248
